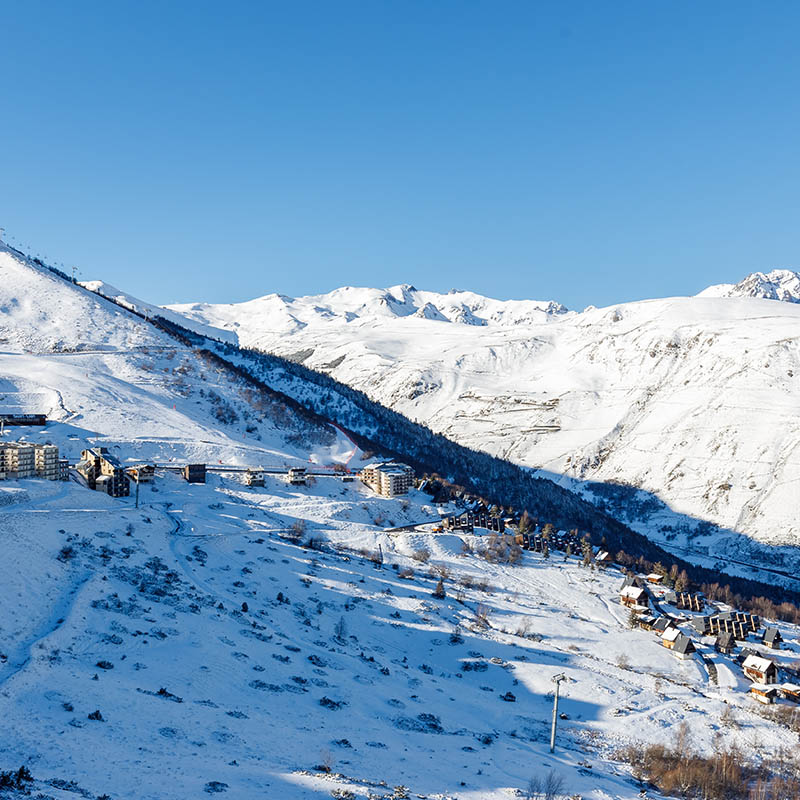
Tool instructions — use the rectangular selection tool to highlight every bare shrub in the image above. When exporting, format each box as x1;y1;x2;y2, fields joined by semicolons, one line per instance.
475;603;491;628
288;519;307;542
398;568;415;580
412;548;431;563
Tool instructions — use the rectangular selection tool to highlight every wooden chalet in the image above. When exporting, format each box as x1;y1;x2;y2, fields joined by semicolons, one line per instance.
595;549;612;566
672;634;696;660
661;627;681;648
749;685;778;705
715;632;735;654
620;585;648;609
645;573;664;585
742;654;778;685
636;614;657;631
762;627;783;650
779;684;800;703
620;574;642;591
652;617;676;636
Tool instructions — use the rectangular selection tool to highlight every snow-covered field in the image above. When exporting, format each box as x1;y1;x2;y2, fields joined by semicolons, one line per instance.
169;280;800;569
3;471;799;799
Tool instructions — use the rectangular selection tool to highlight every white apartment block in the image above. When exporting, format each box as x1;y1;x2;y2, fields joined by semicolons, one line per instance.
359;461;414;497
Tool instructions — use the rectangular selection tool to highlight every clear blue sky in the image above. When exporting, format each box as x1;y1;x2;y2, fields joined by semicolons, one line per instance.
2;1;799;309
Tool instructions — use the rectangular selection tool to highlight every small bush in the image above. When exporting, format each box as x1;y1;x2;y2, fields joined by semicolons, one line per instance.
412;548;431;563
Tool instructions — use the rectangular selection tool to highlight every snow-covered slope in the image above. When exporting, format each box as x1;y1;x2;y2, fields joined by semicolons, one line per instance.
3;469;800;799
170;284;800;564
698;269;800;303
80;279;238;344
0;244;346;468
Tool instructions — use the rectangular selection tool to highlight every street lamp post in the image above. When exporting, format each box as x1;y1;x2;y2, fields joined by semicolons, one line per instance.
550;673;567;753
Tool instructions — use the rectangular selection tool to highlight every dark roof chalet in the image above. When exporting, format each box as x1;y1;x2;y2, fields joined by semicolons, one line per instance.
673;635;696;656
763;627;783;646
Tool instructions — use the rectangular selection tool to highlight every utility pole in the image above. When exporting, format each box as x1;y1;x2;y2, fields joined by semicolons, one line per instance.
550;673;567;753
71;266;78;283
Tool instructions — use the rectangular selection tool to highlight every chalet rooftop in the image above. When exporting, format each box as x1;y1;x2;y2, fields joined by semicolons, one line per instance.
742;654;775;673
673;635;695;655
620;586;646;600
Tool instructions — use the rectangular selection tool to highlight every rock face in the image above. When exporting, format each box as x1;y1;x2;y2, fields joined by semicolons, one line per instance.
169;279;800;558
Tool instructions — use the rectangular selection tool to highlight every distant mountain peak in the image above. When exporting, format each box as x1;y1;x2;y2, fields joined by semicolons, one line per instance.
698;269;800;303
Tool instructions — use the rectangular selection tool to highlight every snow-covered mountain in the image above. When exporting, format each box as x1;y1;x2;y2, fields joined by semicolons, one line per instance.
4;244;800;799
170;279;800;567
698;269;800;303
170;284;568;348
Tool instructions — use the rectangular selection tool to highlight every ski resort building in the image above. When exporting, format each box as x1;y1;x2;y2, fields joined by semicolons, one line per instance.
663;591;705;612
0;413;47;426
126;464;155;483
245;468;265;487
672;634;696;660
691;612;759;640
359;462;414;497
715;632;735;654
0;442;63;481
34;444;59;480
77;448;130;497
182;464;206;484
287;467;307;486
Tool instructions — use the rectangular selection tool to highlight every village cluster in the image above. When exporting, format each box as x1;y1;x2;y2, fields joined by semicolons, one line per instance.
620;573;799;706
0;414;416;501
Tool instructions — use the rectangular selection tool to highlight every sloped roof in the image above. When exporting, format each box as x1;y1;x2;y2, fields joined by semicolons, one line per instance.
763;627;782;643
743;654;775;673
621;586;646;599
673;635;695;654
662;627;681;643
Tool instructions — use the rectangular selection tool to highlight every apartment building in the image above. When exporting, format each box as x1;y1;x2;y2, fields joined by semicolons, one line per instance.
77;448;130;497
0;442;63;481
359;462;414;497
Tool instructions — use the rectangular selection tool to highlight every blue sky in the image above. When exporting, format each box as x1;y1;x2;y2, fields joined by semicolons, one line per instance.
1;1;799;309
